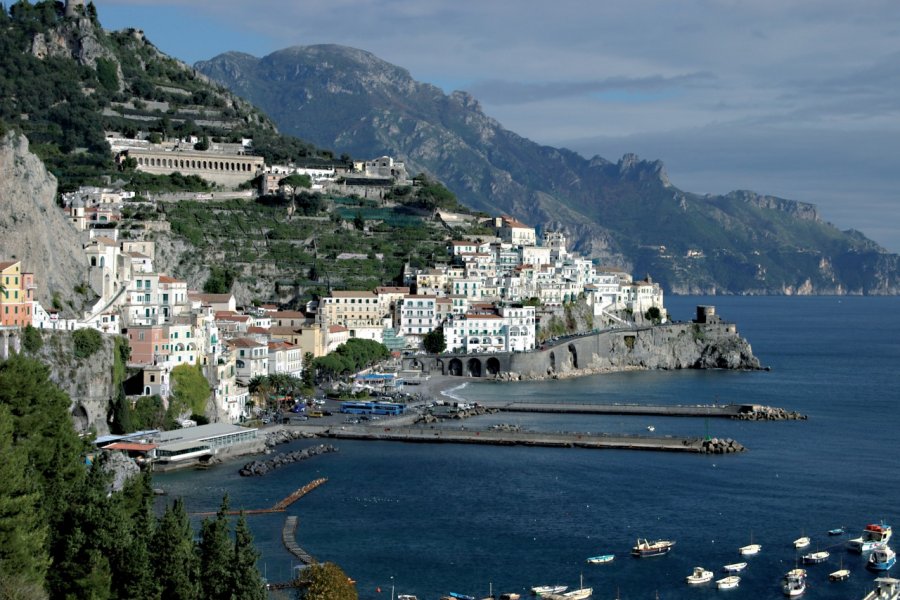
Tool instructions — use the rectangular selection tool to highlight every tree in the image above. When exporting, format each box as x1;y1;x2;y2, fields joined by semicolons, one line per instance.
232;514;266;600
423;327;446;354
169;363;211;418
645;306;662;324
0;406;49;589
198;497;233;600
21;324;42;353
353;211;365;231
151;499;199;600
297;562;357;600
279;174;312;192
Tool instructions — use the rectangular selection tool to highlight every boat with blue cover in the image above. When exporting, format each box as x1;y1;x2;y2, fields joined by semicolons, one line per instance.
869;546;898;571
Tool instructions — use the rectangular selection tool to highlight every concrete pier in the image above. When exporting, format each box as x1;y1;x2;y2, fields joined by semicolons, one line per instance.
492;402;743;418
324;425;731;453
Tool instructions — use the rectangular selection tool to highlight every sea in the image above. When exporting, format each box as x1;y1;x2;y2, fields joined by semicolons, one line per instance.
155;296;900;599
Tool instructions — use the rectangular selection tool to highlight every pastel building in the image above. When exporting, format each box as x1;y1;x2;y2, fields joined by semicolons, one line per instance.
0;261;35;327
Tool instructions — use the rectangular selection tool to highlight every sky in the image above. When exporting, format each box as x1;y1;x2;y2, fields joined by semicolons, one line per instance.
94;0;900;252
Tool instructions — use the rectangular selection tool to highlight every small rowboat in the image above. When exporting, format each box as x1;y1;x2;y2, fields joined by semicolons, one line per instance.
723;562;747;573
716;576;740;590
586;554;614;564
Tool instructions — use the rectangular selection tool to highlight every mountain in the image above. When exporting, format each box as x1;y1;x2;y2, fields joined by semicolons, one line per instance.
197;45;900;295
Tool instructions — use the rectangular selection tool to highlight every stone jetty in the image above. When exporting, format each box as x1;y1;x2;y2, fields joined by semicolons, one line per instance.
699;437;746;453
734;405;807;420
239;443;338;477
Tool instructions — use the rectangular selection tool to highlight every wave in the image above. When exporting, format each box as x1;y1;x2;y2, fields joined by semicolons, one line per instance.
441;382;469;402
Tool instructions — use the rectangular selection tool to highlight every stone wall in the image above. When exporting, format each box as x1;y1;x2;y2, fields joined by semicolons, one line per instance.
403;321;761;381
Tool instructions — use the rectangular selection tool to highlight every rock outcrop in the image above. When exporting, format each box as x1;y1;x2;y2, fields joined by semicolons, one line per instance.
0;132;88;312
239;443;337;477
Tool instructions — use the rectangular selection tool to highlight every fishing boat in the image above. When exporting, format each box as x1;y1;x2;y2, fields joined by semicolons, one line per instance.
531;586;567;596
723;562;748;573
802;550;830;564
782;568;807;597
716;576;740;590
794;536;811;549
585;554;614;564
849;522;893;553
862;577;900;600
685;567;714;585
868;546;898;571
631;538;675;557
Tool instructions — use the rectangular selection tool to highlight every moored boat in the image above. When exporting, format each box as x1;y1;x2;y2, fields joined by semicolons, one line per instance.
794;536;811;549
723;562;748;573
849;522;893;553
830;568;850;582
560;575;591;600
631;538;675;557
449;594;475;600
782;568;807;597
802;550;830;564
500;594;521;600
398;596;419;600
862;577;900;600
716;576;740;590
685;567;714;585
869;546;898;571
739;543;761;556
531;586;567;596
586;554;614;564
828;527;846;536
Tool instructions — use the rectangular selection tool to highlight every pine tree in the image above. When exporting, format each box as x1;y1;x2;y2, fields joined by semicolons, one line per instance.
198;495;233;600
231;513;266;600
110;472;159;599
0;406;49;588
151;499;199;600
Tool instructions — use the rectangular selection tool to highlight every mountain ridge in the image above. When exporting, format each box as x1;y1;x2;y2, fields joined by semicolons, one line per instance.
197;44;900;294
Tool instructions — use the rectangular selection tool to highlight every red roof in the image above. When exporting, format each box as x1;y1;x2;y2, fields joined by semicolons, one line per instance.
103;442;157;452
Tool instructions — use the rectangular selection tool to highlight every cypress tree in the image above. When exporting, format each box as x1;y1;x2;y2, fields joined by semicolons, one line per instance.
231;513;266;600
151;499;199;600
0;405;49;588
199;495;234;600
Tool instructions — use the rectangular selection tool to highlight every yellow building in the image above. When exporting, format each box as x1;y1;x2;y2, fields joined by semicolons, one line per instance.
0;261;35;328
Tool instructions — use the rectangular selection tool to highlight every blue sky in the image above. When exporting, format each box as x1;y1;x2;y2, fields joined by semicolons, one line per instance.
95;0;900;252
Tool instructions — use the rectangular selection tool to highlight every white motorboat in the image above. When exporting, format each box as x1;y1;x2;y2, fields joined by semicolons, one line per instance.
829;568;850;582
723;562;747;573
794;536;811;549
782;568;807;597
685;567;714;585
862;577;900;600
560;574;591;600
716;576;740;590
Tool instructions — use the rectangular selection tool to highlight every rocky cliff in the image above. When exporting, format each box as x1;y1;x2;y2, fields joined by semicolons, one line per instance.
0;132;88;312
31;329;117;436
507;321;761;380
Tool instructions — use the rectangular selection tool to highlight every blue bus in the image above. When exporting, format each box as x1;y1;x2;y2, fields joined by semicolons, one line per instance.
340;401;406;416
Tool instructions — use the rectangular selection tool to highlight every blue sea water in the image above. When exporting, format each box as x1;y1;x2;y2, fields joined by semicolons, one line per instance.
156;296;900;599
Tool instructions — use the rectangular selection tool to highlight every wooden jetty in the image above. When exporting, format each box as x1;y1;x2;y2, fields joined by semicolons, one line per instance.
192;477;327;516
282;515;316;564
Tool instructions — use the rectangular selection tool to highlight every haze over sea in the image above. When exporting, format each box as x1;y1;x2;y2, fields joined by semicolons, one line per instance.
156;296;900;599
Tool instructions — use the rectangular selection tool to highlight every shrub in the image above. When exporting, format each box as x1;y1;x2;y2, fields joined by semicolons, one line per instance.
72;328;103;359
22;325;43;353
